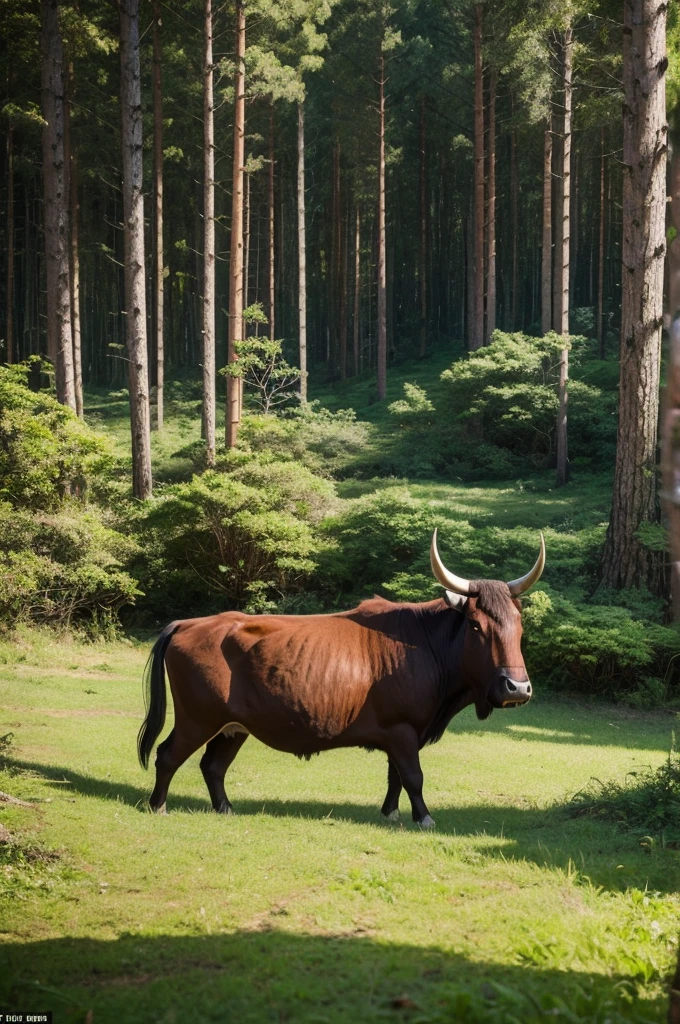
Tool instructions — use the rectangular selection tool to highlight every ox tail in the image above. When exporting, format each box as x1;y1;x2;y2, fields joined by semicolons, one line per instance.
138;621;180;770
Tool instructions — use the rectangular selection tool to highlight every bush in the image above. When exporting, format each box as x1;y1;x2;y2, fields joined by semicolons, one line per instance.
235;403;371;478
440;331;616;471
0;361;113;510
137;461;336;615
568;750;680;838
521;588;680;700
0;502;140;630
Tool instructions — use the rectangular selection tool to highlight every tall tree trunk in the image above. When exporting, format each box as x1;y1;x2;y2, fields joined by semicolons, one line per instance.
41;0;76;410
268;104;275;343
6;125;14;364
471;3;484;351
118;0;152;499
68;130;83;417
243;170;250;317
226;0;245;447
297;100;307;403
510;109;518;330
419;95;427;357
331;141;341;375
202;0;215;464
353;204;360;375
339;199;348;380
152;0;164;431
555;27;572;488
597;128;606;358
377;51;387;400
600;0;667;590
541;124;552;335
486;69;497;343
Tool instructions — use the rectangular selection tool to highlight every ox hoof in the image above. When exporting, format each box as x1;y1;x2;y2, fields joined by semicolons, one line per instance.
150;802;167;815
383;809;400;823
216;802;235;816
417;814;436;830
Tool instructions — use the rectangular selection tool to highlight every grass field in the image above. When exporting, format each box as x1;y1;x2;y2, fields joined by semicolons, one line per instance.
1;630;679;1023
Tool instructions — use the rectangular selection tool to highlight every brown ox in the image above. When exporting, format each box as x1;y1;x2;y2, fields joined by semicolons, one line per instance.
138;530;545;828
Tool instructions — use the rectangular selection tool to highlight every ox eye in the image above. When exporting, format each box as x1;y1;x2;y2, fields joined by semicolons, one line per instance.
469;621;482;633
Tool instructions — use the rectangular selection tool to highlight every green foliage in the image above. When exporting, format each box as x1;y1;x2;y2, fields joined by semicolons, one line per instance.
521;588;680;701
137;460;335;614
0;362;113;510
0;366;135;634
388;382;435;421
222;335;301;414
0;501;140;630
236;403;371;478
440;332;616;471
568;750;680;839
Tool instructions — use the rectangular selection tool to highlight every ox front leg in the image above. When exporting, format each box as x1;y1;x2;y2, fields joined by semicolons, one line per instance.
385;727;435;830
381;758;402;822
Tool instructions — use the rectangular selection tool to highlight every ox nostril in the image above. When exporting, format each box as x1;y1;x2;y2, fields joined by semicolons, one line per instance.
504;678;517;692
526;682;532;694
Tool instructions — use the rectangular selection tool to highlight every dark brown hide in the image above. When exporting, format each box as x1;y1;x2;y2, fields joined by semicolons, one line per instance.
139;590;531;825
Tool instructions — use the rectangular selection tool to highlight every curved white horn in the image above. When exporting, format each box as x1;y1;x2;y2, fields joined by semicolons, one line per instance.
507;532;546;596
430;528;471;596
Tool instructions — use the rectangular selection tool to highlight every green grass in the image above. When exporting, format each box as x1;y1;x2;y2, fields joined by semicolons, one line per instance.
1;630;679;1023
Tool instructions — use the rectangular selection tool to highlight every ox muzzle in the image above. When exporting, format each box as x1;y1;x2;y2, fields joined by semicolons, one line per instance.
489;670;532;709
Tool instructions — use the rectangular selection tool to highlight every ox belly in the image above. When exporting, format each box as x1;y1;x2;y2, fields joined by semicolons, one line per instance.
218;614;407;756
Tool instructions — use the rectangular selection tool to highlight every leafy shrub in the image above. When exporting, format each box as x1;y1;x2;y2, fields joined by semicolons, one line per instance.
0;502;140;629
521;588;680;700
0;361;113;510
234;403;371;478
568;750;680;838
137;462;335;615
440;331;616;470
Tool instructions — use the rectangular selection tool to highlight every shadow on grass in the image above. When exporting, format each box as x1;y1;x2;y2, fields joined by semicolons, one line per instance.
5;755;680;895
0;927;669;1024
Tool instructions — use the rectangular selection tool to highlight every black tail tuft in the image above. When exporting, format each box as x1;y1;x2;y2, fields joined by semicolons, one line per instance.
138;622;180;769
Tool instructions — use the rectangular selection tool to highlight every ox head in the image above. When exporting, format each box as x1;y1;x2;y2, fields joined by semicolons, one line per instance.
430;529;545;719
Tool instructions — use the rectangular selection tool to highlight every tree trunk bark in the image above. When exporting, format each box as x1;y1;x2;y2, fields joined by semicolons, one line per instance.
297;100;307;404
419;95;427;357
202;0;215;464
339;198;348;380
226;0;245;447
600;0;667;591
244;171;251;320
472;3;484;351
555;27;572;488
486;70;496;343
597;128;606;358
268;104;275;343
41;0;76;410
510;107;518;331
353;204;360;376
377;51;387;400
152;0;164;431
118;0;152;499
6;125;14;364
68;129;83;417
541;124;552;335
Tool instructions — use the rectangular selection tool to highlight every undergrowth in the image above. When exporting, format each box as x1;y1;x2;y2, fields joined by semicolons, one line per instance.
568;748;680;840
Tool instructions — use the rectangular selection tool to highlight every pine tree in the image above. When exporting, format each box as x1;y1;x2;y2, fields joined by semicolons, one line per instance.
118;0;152;499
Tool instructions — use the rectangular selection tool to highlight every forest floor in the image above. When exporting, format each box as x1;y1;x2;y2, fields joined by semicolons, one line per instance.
0;629;678;1022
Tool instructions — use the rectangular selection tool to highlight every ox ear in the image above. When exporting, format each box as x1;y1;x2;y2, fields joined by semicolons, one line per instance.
444;590;468;612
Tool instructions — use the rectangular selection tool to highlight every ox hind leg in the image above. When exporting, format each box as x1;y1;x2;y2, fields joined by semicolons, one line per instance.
381;758;402;822
200;731;248;814
149;721;215;814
